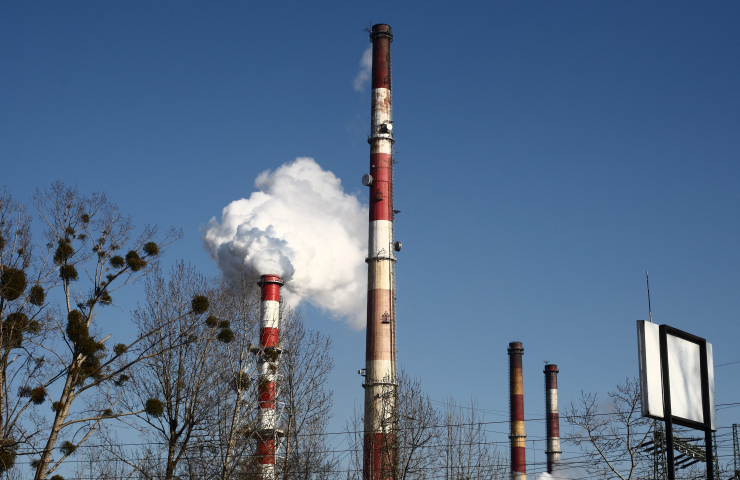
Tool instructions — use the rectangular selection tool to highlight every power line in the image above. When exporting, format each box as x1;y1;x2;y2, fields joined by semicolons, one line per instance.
716;360;740;367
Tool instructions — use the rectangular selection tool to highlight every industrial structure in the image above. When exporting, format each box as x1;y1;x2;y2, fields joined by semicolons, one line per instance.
639;424;723;479
254;274;284;479
544;364;562;474
508;342;527;480
362;23;399;480
733;424;739;480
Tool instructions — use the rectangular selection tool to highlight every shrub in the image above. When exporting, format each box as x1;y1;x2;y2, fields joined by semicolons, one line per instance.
66;310;104;357
0;268;27;301
217;328;234;344
0;439;17;474
99;291;113;305
109;255;124;268
143;242;159;256
144;398;164;417
114;374;129;387
26;320;41;335
28;285;45;306
113;343;128;356
191;295;209;314
65;310;87;345
4;312;28;347
59;264;78;282
264;349;280;363
59;441;76;456
30;387;46;405
53;240;74;265
231;372;251;391
124;251;147;272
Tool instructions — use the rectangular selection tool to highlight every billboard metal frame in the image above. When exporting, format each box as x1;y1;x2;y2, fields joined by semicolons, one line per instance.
657;324;715;480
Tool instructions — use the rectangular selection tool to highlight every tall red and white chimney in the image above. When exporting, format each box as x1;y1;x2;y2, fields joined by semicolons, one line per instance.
362;23;398;480
508;342;526;480
256;274;283;479
544;364;561;475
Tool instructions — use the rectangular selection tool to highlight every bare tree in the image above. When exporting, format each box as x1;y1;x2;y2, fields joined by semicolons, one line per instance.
564;377;654;480
276;307;336;480
11;182;205;480
438;397;506;480
346;370;446;480
171;269;337;480
110;262;226;480
563;377;718;480
184;267;262;480
0;188;56;477
394;371;441;480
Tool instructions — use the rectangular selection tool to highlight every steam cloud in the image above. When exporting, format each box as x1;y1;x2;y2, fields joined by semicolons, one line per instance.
353;46;372;92
202;157;368;328
538;470;569;480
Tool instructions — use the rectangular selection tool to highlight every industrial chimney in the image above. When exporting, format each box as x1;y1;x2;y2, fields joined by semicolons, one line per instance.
255;274;283;479
544;364;561;475
508;342;526;480
362;23;398;480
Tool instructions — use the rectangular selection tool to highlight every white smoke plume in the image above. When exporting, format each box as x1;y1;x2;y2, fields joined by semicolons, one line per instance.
202;157;369;328
538;470;569;480
353;46;372;92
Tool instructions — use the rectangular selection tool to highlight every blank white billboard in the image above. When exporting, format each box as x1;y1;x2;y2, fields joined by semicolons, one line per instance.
636;320;716;430
637;320;663;418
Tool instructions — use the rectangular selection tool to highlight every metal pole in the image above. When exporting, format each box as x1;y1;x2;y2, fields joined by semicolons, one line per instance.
646;270;652;323
733;424;739;480
704;430;714;480
659;325;675;480
700;340;714;480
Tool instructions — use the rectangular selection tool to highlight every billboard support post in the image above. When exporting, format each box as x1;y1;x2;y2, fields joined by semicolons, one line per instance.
700;336;714;480
658;325;676;480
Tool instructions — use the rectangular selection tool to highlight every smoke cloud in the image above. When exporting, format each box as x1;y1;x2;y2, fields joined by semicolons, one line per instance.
538;470;569;480
202;157;369;328
353;46;372;92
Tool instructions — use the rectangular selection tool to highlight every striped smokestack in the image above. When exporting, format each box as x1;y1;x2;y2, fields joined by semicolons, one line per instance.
544;364;561;475
256;274;283;479
508;342;526;480
362;23;398;480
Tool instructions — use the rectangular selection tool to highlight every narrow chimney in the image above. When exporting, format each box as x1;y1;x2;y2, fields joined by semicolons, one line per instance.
544;364;561;475
363;23;398;480
509;342;526;480
256;274;283;479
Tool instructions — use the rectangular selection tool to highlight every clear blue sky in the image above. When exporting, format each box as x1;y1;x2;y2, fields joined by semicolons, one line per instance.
2;1;739;470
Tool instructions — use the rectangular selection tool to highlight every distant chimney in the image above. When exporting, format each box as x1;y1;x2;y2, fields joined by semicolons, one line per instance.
508;342;526;480
544;364;561;474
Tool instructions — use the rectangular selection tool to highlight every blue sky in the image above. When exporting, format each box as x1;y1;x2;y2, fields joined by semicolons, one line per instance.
2;1;739;471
